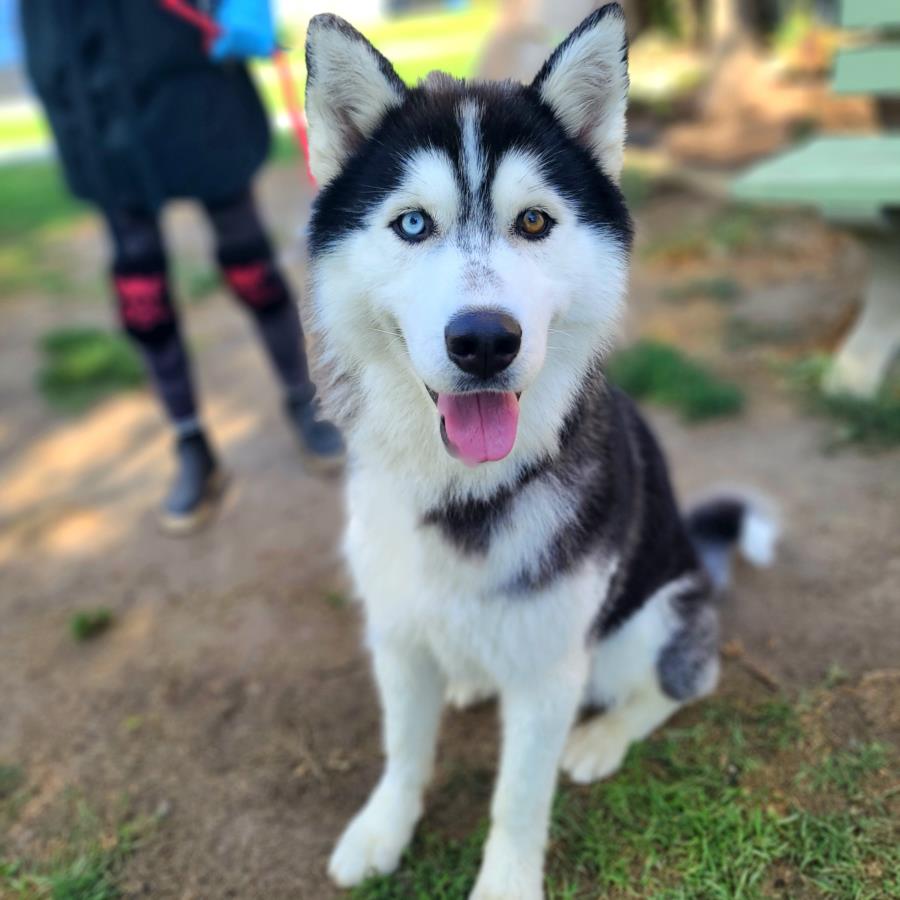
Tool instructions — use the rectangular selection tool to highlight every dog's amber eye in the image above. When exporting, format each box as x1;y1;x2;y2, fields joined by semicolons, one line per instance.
516;208;552;239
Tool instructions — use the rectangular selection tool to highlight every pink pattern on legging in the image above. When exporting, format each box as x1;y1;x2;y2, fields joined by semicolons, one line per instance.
115;273;172;330
224;261;277;308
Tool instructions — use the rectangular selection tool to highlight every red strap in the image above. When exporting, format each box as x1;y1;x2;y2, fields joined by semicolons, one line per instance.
160;0;220;48
274;50;316;188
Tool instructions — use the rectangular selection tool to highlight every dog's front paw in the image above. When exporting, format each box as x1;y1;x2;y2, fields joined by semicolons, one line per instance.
469;833;543;900
469;867;543;900
328;785;420;887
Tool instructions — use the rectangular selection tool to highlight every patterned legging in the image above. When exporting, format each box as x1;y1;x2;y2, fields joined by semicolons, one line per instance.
105;190;313;425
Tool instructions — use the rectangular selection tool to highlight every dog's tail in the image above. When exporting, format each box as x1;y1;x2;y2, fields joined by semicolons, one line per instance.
685;489;781;591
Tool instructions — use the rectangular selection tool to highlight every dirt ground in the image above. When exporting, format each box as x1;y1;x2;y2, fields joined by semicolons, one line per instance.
1;165;898;899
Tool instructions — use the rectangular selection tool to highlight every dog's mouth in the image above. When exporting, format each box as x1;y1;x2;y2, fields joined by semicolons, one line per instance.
426;387;520;467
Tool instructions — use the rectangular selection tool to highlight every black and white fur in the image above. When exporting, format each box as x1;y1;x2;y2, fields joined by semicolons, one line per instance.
304;7;778;898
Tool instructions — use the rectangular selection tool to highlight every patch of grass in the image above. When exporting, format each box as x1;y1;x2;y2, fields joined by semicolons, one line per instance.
353;694;898;900
785;356;900;448
70;608;114;642
0;158;118;299
783;810;899;899
0;160;86;243
824;662;850;688
608;340;745;422
0;765;24;802
37;328;145;413
0;240;76;299
324;591;349;610
798;742;889;798
645;206;773;264
46;852;118;900
664;275;742;304
355;827;487;900
1;815;151;900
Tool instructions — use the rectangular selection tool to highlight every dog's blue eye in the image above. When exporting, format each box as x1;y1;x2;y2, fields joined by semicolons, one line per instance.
393;210;433;242
402;212;425;235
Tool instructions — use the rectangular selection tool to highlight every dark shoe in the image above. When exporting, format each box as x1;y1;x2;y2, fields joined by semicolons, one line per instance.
286;395;346;475
158;430;229;535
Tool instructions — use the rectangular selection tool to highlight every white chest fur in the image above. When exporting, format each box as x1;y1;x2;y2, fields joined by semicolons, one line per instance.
343;467;616;691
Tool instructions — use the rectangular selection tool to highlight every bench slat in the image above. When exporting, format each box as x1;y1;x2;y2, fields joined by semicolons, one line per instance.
732;135;900;219
841;0;900;30
834;45;900;95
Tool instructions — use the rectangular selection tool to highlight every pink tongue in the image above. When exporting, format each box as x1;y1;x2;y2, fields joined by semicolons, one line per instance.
437;392;520;466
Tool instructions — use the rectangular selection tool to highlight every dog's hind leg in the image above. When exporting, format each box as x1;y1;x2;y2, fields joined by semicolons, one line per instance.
563;577;719;785
562;679;682;783
328;639;445;887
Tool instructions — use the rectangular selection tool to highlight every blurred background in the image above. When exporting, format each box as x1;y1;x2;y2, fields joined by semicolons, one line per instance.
1;2;898;898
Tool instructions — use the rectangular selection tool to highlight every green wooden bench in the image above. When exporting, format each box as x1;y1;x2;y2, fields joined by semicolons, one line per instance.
732;0;900;397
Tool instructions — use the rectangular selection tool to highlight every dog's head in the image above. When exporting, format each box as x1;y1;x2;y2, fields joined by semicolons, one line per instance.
305;6;631;470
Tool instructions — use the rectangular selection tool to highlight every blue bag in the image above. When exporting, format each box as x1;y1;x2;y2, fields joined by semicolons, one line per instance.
210;0;277;61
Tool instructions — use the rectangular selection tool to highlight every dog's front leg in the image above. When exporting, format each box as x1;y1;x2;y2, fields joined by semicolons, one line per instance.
328;638;444;887
470;666;585;900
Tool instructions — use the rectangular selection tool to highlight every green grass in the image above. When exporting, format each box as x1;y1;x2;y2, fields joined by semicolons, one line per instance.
1;853;116;900
353;696;898;900
644;206;774;264
70;609;114;643
608;341;745;422
47;853;118;900
798;742;889;798
0;766;24;802
0;160;86;243
0;816;151;900
37;328;145;413
324;591;349;610
0;159;89;299
785;356;900;449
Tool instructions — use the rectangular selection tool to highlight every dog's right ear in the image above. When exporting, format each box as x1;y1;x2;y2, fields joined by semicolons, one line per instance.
305;15;407;186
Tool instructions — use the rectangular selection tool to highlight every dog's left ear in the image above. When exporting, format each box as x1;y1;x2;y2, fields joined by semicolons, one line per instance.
305;15;407;186
531;4;629;180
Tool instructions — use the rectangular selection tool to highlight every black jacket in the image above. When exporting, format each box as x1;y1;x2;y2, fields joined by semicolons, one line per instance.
21;0;271;211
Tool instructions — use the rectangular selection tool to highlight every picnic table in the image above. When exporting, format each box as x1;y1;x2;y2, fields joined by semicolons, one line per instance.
733;0;900;397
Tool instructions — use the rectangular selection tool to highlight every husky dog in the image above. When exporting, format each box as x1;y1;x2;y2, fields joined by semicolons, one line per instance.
304;6;778;898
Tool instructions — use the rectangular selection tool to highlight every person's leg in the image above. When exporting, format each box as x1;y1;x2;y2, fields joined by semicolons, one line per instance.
107;208;196;426
204;190;345;471
106;208;226;532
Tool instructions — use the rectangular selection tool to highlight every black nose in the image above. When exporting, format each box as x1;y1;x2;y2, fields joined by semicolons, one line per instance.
445;310;522;380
